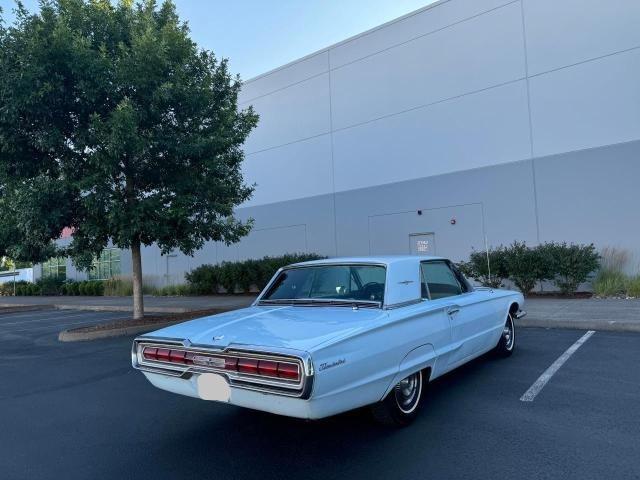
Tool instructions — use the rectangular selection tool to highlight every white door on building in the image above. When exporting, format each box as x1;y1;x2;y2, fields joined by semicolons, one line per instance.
409;233;436;256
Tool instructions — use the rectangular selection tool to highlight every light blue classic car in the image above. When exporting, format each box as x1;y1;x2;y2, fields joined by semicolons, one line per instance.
132;256;525;425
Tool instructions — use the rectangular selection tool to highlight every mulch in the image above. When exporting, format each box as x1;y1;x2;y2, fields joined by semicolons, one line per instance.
527;292;593;299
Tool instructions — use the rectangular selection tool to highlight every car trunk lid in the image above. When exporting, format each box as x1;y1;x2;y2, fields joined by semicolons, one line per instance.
147;305;388;352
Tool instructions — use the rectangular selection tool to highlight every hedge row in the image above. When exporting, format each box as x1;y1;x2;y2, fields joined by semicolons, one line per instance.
185;253;326;294
0;279;106;296
457;241;600;295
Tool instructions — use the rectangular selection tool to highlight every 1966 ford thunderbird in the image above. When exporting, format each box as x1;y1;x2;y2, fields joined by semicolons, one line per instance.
132;256;525;425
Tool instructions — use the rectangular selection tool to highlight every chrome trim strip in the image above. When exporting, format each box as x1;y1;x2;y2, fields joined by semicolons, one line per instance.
384;298;423;310
257;298;381;308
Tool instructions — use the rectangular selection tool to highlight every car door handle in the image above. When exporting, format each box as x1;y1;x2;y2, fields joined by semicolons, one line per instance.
447;307;460;316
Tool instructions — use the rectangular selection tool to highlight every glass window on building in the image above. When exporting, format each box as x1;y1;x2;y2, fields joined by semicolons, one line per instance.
42;257;67;280
88;248;121;280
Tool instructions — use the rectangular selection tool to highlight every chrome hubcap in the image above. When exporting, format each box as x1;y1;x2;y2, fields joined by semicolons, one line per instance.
503;315;515;350
394;371;421;413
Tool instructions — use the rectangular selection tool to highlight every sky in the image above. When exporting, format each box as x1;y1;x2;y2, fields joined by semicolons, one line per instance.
0;0;436;80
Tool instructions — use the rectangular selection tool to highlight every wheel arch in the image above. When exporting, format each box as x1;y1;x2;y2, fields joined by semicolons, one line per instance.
380;344;435;401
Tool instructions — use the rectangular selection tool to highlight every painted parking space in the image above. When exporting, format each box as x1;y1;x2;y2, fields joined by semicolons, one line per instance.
0;309;129;351
520;330;595;401
0;311;638;480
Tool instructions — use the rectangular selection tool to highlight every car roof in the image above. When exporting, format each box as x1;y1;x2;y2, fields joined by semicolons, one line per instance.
288;255;446;267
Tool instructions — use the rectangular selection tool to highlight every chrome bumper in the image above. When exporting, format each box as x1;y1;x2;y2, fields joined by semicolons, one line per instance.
514;310;527;319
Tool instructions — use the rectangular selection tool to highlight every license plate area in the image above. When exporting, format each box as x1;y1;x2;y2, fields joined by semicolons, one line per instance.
196;373;231;402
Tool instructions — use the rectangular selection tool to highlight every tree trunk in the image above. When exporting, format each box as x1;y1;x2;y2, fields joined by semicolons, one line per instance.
131;238;144;320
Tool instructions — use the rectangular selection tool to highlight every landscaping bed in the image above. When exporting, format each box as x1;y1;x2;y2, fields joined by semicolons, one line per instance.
58;307;230;342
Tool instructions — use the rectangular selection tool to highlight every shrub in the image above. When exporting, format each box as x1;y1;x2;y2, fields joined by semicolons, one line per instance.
627;276;640;298
599;247;630;273
218;261;239;293
0;280;30;296
592;247;631;297
457;247;509;288
593;270;628;296
102;276;159;296
503;241;550;295
90;281;104;296
36;277;65;295
185;253;326;295
543;242;600;295
156;284;193;296
103;276;133;296
185;264;220;295
68;282;80;296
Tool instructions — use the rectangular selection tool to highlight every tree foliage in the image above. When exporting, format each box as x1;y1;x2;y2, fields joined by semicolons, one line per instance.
0;0;258;315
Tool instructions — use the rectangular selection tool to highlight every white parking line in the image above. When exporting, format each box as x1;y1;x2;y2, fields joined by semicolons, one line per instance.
520;330;596;402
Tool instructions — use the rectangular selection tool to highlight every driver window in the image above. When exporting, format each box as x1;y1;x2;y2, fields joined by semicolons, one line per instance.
421;261;463;299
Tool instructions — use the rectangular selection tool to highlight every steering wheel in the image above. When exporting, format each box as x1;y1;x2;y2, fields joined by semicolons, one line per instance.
361;282;384;301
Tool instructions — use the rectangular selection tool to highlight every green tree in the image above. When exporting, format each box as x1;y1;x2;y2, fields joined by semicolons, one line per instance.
0;0;258;318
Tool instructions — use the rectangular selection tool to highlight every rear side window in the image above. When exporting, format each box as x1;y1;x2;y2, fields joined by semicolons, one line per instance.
421;261;463;299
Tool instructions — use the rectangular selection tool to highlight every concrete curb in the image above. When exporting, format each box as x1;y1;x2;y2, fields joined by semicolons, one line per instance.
517;318;640;333
53;304;190;314
58;319;183;342
0;304;55;314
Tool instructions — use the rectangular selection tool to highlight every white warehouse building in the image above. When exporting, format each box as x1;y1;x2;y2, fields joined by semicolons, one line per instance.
40;0;640;285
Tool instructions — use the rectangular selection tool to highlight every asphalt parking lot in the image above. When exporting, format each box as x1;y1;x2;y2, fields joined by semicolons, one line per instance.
1;309;639;480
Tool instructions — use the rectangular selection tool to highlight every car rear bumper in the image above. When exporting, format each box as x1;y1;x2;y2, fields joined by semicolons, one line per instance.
142;371;323;419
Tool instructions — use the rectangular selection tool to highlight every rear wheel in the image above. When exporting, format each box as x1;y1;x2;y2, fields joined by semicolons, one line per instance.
371;370;424;426
493;313;516;357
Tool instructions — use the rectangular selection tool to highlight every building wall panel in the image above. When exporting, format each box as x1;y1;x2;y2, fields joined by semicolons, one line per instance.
529;48;640;157
239;51;328;103
242;73;330;154
332;81;531;192
334;158;539;258
523;0;640;76
534;139;640;264
330;2;525;130
242;134;334;207
330;0;515;69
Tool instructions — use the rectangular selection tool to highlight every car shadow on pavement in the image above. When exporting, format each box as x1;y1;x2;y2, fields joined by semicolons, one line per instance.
140;352;502;479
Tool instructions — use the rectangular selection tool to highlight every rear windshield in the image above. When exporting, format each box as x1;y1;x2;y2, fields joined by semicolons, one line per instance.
262;265;386;304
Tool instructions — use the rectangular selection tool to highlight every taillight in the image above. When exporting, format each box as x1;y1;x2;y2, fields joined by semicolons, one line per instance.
237;358;259;375
277;363;300;380
143;347;158;360
141;345;301;382
258;360;278;377
169;350;186;364
224;357;238;371
156;348;171;361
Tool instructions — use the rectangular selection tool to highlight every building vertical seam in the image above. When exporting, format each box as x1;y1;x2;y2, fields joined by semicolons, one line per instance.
520;0;541;244
327;49;339;256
